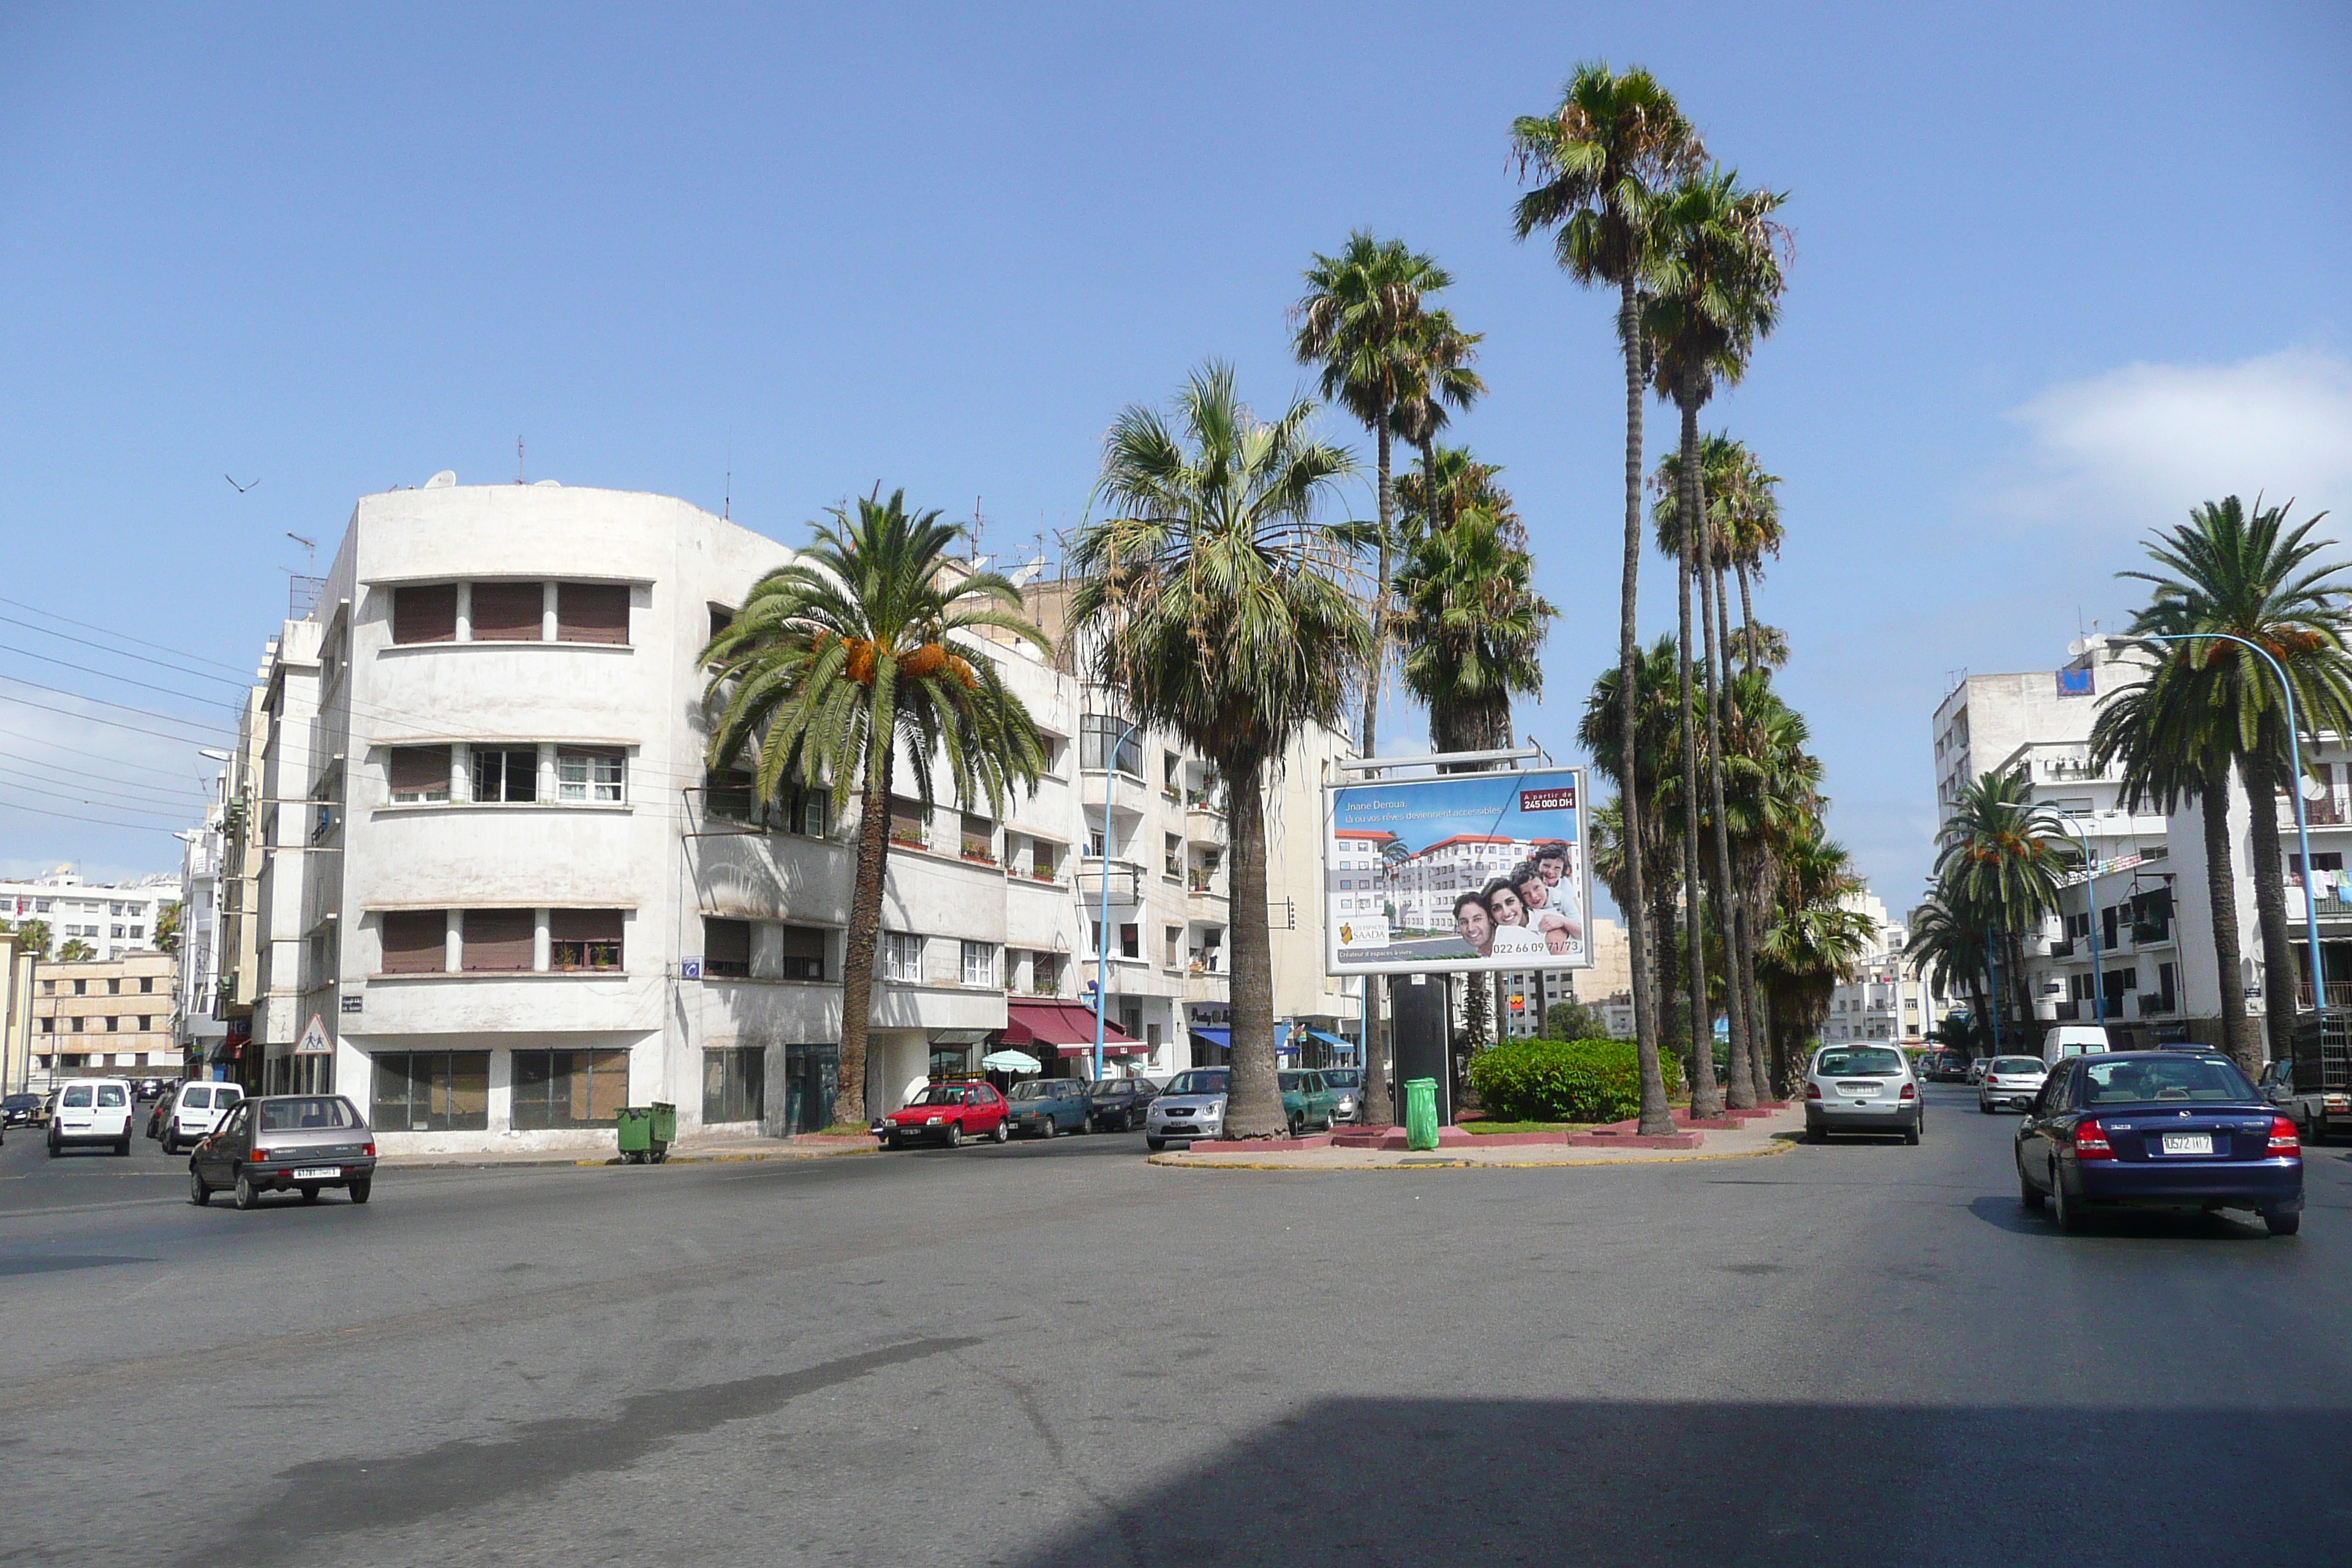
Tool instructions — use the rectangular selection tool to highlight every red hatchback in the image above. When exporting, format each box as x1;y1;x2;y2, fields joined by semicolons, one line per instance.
875;1081;1010;1149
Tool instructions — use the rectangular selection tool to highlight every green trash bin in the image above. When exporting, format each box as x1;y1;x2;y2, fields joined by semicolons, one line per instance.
649;1101;677;1164
617;1106;654;1163
1404;1078;1439;1151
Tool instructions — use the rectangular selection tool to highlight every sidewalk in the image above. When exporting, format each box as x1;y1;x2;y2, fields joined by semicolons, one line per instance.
1147;1104;1805;1170
374;1131;877;1171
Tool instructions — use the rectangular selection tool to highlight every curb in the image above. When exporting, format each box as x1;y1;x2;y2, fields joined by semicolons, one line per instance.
377;1145;878;1172
1146;1138;1800;1172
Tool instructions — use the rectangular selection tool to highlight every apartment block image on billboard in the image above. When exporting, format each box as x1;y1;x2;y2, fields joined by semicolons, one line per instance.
1324;768;1589;975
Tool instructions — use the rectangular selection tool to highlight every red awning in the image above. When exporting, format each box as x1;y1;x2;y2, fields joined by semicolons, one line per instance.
1001;1000;1142;1058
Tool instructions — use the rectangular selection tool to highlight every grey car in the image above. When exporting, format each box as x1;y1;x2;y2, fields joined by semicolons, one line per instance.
1803;1044;1923;1145
189;1093;377;1210
1977;1055;2048;1114
1144;1067;1231;1150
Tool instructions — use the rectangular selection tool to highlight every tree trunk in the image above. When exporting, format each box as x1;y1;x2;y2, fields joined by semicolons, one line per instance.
1360;977;1392;1129
1361;425;1393;760
1702;534;1752;1109
2241;750;2302;1063
1224;753;1285;1136
834;766;894;1126
1618;276;1667;1134
2201;764;2261;1074
1674;396;1719;1120
1736;562;1758;676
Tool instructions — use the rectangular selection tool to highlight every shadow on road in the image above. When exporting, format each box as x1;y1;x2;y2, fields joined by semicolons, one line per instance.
1010;1395;2350;1567
1964;1192;2273;1241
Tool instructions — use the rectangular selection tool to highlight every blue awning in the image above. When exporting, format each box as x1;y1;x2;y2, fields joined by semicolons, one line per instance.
1190;1028;1230;1051
1305;1028;1350;1049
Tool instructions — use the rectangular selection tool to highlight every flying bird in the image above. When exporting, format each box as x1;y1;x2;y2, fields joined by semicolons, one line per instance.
225;475;259;493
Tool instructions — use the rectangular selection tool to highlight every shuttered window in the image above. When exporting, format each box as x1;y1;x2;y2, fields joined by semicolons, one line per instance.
372;1052;489;1131
388;745;452;803
461;909;535;971
380;911;448;974
778;924;826;981
704;917;752;978
557;583;630;644
392;584;458;644
551;909;624;970
470;581;546;641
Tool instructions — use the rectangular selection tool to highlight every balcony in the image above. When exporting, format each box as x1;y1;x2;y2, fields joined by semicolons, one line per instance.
1183;804;1226;848
2134;992;2178;1018
2050;1000;2081;1021
2300;794;2347;827
2297;980;2352;1009
1077;858;1145;906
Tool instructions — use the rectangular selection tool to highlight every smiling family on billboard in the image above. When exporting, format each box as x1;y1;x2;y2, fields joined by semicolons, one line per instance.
1323;767;1590;976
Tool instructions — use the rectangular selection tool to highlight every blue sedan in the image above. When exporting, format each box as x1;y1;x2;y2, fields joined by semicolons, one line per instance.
2016;1049;2303;1235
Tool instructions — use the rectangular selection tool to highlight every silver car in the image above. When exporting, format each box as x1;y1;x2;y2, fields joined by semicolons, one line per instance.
1143;1066;1231;1150
1977;1055;2048;1114
1964;1058;1991;1085
189;1093;377;1209
1803;1044;1923;1145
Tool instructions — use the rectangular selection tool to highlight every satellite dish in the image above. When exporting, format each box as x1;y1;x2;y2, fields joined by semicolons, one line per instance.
424;470;457;489
533;478;561;487
1009;555;1048;588
2302;773;2330;802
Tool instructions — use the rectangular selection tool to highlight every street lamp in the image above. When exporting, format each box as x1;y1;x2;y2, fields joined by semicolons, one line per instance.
2046;807;2106;1027
2139;632;2326;1013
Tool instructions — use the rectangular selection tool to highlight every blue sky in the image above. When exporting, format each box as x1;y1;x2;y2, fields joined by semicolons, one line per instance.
2;1;2348;918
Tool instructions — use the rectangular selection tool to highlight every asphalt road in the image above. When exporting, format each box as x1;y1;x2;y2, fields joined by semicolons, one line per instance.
2;1086;2348;1567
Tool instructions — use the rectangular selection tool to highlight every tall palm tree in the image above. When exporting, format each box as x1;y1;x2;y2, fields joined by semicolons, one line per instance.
1644;167;1789;1115
1581;637;1689;1067
1906;897;1994;1058
1397;445;1518;540
1512;64;1704;1133
57;938;96;963
701;491;1051;1126
2117;496;2352;1060
1395;508;1556;757
1387;308;1487;540
1290;233;1467;758
1069;364;1371;1138
1934;772;2073;1028
1719;668;1820;1097
1756;821;1872;1090
1713;442;1784;677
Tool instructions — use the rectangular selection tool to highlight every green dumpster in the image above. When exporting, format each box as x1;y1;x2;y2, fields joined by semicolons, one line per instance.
649;1101;677;1163
617;1106;654;1163
1404;1078;1439;1151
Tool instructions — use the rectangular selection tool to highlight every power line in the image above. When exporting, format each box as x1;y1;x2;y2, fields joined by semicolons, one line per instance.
0;772;194;820
0;676;238;740
0;690;236;747
0;761;206;813
0;753;206;798
0;594;255;677
0;614;254;690
0;724;226;783
0;794;184;834
0;642;248;709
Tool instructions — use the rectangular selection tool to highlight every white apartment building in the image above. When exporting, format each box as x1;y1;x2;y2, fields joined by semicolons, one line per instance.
214;477;1356;1156
0;869;177;961
1823;893;1938;1046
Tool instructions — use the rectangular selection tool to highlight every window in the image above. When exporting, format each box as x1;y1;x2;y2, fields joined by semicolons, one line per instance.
889;797;927;848
961;812;995;864
108;978;120;995
961;941;996;987
372;1051;489;1131
1079;715;1143;777
105;1016;118;1033
73;979;86;995
1038;734;1066;772
1166;925;1183;967
778;925;826;981
782;784;829;837
705;767;755;822
381;911;448;974
139;976;154;993
110;925;124;938
555;582;630;644
470;581;546;641
1164;834;1183;879
39;1018;53;1034
2292;852;2345;875
137;1016;151;1031
472;747;540;803
1031;953;1061;993
392;584;458;644
551;910;624;971
709;605;735;644
460;910;535;972
703;1046;765;1125
557;748;626;804
703;918;752;979
1119;923;1139;960
388;745;453;804
883;932;925;983
513;1049;630;1128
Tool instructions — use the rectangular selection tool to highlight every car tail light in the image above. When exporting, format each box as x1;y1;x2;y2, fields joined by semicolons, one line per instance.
2073;1120;2115;1161
1805;1083;1822;1100
1899;1082;1916;1100
363;1142;376;1157
2269;1116;2302;1156
249;1147;271;1163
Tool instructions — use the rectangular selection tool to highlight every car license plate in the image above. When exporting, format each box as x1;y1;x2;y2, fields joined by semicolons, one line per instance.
2160;1134;2212;1156
292;1166;341;1180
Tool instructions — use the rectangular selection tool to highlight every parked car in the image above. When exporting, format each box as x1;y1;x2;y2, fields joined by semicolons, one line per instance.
872;1081;1010;1149
1319;1068;1365;1123
1085;1077;1159;1133
1143;1068;1330;1148
188;1093;377;1209
1920;1051;1968;1083
1964;1058;1991;1085
47;1078;135;1157
135;1077;166;1100
1978;1055;2048;1113
1278;1069;1341;1133
1007;1078;1093;1138
161;1081;244;1156
146;1082;178;1139
1;1092;40;1128
2016;1050;2300;1235
1803;1044;1923;1145
2042;1024;2113;1066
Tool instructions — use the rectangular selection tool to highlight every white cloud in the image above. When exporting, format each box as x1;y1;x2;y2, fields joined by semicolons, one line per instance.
1999;347;2352;536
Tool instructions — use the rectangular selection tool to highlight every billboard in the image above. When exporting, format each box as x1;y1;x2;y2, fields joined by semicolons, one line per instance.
1323;767;1590;976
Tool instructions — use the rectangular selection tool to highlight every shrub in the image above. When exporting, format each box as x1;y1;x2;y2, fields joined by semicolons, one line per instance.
1466;1037;1684;1124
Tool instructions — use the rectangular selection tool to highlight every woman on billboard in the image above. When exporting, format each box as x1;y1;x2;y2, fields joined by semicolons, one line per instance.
1481;879;1550;954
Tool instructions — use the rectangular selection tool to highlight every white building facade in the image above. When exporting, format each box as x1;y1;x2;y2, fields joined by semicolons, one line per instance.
0;870;177;961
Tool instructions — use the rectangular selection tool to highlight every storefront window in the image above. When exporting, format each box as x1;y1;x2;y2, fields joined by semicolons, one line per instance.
703;1046;765;1124
371;1051;489;1132
513;1049;630;1128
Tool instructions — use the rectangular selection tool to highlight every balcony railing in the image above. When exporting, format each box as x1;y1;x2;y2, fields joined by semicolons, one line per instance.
2298;980;2352;1009
2301;794;2347;826
2051;1000;2081;1021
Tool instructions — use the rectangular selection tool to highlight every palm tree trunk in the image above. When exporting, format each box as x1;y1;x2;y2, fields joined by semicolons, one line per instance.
1224;753;1285;1137
2008;930;2033;1032
834;768;894;1126
1362;425;1393;759
1700;508;1753;1109
1736;561;1759;676
2241;751;2302;1061
1619;275;1667;1135
2201;764;2259;1073
1675;396;1719;1120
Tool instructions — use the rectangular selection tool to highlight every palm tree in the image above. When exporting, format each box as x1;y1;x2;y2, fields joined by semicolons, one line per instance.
1906;897;1994;1057
57;938;95;962
1513;63;1703;1134
1581;637;1689;1069
1387;307;1487;538
3;916;53;960
1068;364;1371;1138
1643;168;1789;1115
701;490;1052;1126
1719;668;1820;1097
1397;445;1518;540
1934;771;2073;1028
1394;508;1556;757
2117;496;2352;1060
1290;234;1468;758
1755;822;1872;1090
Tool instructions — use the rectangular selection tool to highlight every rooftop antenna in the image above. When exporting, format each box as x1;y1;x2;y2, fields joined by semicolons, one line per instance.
970;495;985;562
516;437;526;485
285;532;316;573
724;438;733;520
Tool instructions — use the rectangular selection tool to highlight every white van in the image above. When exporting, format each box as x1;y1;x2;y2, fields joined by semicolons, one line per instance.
48;1077;135;1157
162;1080;244;1155
2042;1024;2113;1067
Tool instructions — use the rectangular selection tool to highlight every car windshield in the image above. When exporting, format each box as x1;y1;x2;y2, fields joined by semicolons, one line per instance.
910;1085;972;1106
1089;1081;1131;1095
1817;1047;1906;1077
1322;1070;1362;1088
1164;1070;1229;1096
96;1085;127;1107
1991;1058;2045;1074
1009;1082;1053;1099
2082;1056;2253;1106
260;1097;355;1131
1278;1073;1308;1090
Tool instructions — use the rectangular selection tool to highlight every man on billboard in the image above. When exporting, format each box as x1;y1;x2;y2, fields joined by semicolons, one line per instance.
1452;892;1496;958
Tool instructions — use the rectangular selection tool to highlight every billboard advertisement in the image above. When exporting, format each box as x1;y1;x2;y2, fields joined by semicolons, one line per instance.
1323;766;1590;976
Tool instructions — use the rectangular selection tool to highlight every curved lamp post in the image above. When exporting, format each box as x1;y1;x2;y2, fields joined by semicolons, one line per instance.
2140;632;2326;1013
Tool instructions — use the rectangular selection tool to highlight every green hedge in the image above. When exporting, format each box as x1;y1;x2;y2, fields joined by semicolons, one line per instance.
1466;1038;1684;1124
